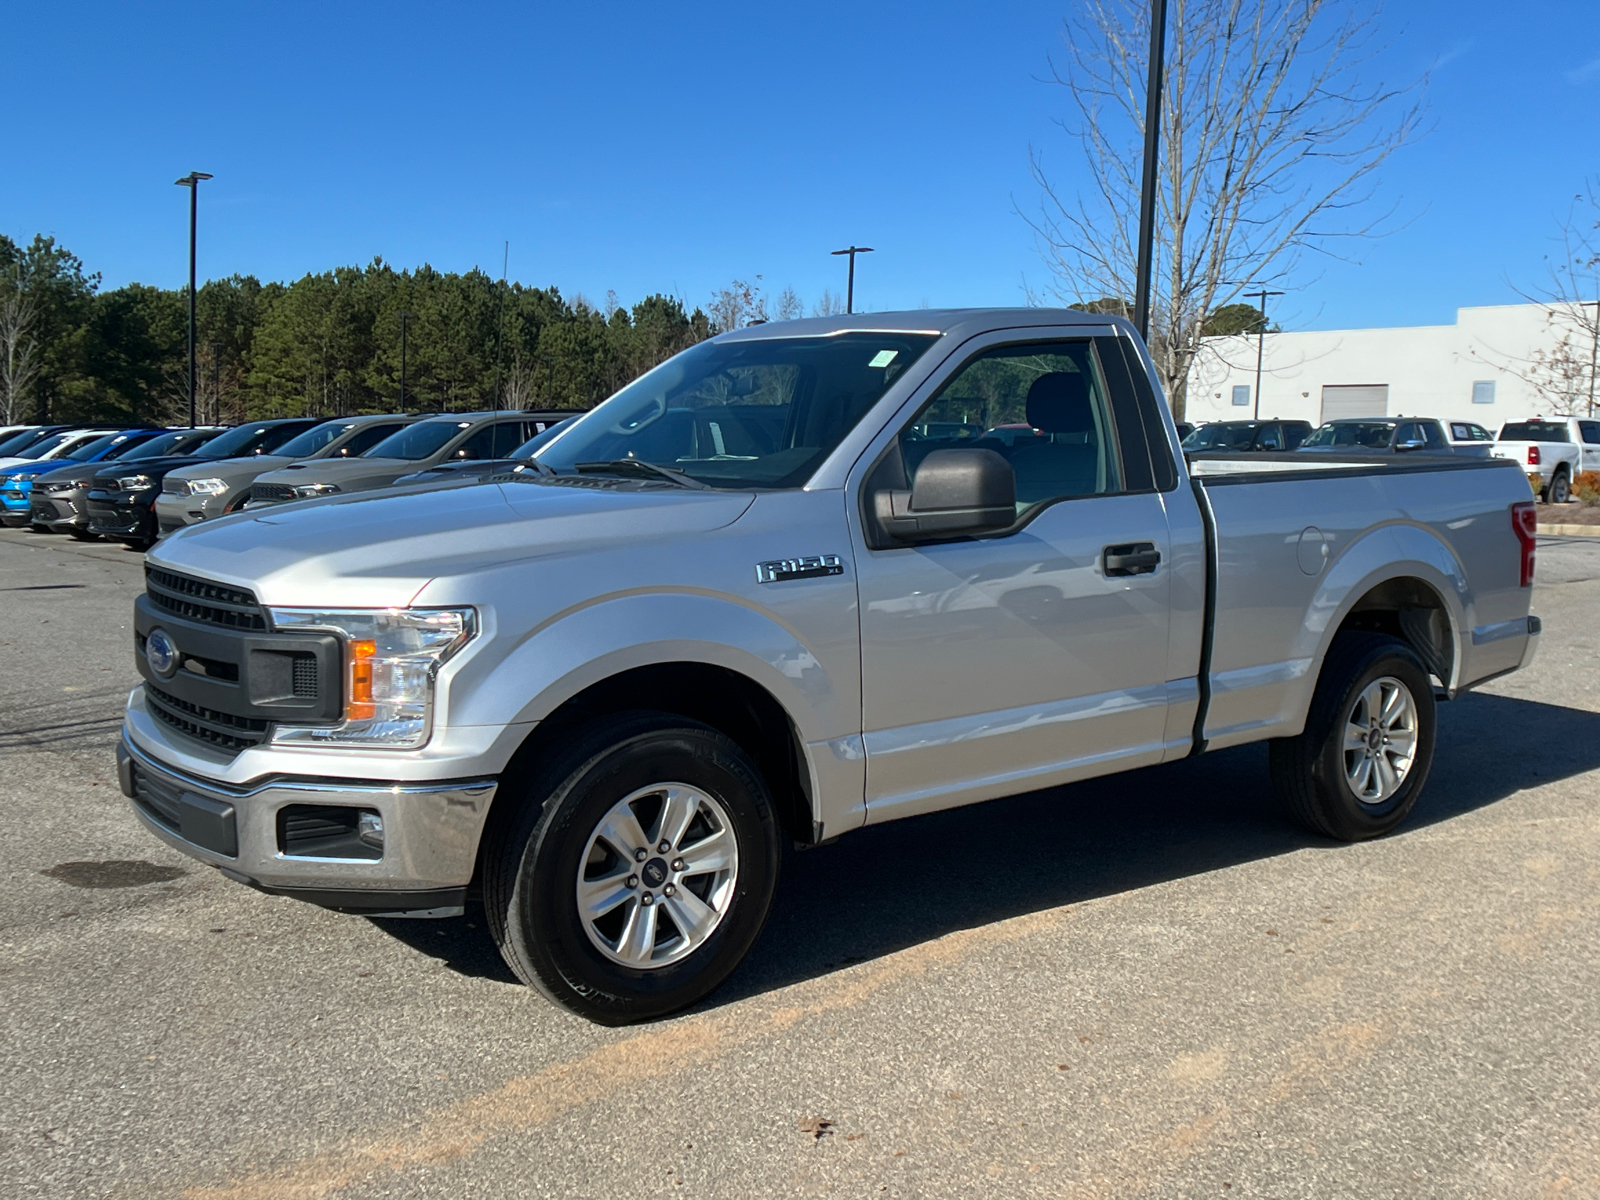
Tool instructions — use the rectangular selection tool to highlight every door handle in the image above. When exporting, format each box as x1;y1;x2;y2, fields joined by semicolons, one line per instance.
1104;542;1160;576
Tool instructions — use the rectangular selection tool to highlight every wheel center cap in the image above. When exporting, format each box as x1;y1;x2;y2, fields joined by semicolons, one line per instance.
641;857;669;889
1367;726;1383;751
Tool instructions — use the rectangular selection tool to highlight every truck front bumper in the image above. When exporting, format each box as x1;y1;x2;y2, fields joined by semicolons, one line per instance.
117;733;497;917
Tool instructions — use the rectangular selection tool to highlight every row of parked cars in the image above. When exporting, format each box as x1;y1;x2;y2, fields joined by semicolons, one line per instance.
0;410;581;549
1177;414;1600;502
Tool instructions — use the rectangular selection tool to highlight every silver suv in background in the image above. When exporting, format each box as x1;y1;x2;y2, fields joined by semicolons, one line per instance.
157;413;419;533
246;411;544;506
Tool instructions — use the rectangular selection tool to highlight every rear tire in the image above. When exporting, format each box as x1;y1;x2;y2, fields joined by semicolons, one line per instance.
1269;633;1436;841
483;712;782;1024
1548;468;1571;505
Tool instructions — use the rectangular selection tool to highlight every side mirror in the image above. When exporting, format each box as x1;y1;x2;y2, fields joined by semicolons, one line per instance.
874;448;1016;541
1396;439;1426;452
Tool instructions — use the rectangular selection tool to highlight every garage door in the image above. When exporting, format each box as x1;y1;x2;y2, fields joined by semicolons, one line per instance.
1320;384;1388;422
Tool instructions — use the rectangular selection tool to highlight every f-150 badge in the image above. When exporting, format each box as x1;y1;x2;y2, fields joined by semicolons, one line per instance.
755;555;844;584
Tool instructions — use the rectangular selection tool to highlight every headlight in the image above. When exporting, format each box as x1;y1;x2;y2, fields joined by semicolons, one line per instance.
43;480;82;494
115;474;154;491
186;478;228;496
290;482;341;498
13;472;39;482
266;608;476;748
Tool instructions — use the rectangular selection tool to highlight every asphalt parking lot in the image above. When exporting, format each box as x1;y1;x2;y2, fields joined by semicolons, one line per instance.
3;530;1600;1199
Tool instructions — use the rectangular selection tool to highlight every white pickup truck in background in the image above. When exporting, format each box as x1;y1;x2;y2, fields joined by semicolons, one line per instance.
1493;416;1600;502
119;308;1541;1023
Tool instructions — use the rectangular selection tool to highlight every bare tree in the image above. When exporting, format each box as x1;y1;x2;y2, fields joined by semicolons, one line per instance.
709;277;767;332
811;288;846;318
1025;0;1424;419
1494;186;1600;417
502;352;542;410
776;285;805;322
0;271;41;424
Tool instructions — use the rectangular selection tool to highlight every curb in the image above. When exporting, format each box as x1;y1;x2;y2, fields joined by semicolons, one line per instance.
1537;523;1600;537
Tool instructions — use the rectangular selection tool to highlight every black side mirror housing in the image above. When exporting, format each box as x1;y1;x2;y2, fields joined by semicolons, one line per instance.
1396;439;1426;452
874;448;1016;541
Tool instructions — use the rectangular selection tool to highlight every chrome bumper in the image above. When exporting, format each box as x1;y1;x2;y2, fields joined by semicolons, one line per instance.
117;734;497;917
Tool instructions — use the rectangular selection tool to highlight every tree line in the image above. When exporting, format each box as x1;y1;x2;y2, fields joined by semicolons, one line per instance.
0;233;826;427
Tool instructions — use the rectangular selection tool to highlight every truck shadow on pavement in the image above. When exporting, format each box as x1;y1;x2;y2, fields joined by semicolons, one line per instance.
373;692;1600;999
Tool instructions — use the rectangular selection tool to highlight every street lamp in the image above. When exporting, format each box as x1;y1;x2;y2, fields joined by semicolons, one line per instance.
830;245;874;314
1132;0;1169;343
1223;283;1284;420
174;171;213;429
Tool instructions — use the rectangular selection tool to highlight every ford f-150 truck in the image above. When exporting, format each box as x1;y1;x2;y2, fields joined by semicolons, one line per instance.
118;309;1540;1023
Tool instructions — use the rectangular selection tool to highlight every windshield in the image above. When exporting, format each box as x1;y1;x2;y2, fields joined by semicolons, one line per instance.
63;432;123;460
365;420;473;461
535;333;939;488
17;432;76;460
0;429;49;456
1301;421;1395;449
510;417;578;459
122;428;225;460
272;419;358;459
1182;423;1258;450
197;422;310;459
1499;421;1570;443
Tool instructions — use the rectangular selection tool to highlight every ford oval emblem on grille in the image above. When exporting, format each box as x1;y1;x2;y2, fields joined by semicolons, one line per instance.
146;628;179;678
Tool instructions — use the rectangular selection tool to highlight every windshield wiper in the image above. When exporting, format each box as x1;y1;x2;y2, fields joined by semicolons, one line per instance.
574;459;708;489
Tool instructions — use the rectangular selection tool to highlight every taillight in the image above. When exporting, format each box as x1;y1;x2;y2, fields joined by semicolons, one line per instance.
1527;445;1541;465
1512;501;1537;587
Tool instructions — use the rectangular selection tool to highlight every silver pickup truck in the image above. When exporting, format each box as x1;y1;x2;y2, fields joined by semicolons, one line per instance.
118;309;1541;1023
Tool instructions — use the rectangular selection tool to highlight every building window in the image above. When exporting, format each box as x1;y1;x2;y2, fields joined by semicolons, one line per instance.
1231;385;1250;407
1472;380;1495;405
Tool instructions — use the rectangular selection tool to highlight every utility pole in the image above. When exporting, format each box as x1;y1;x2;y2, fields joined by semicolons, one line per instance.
399;311;411;414
830;245;874;314
1588;299;1598;418
1223;284;1285;419
492;241;509;408
209;340;221;424
173;172;213;428
1132;0;1168;343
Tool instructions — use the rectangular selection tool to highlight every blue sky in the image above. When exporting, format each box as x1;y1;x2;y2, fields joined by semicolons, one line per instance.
3;1;1597;332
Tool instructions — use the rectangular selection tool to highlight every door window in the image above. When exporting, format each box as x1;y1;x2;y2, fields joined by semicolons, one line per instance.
1254;424;1284;450
453;424;500;460
491;421;530;457
1579;421;1600;445
337;423;404;457
897;341;1122;513
1394;422;1421;447
1423;421;1447;448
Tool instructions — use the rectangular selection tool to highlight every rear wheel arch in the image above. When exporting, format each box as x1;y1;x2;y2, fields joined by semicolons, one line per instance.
1333;575;1456;687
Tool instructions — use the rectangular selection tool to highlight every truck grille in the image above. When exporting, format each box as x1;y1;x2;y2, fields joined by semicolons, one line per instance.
144;566;268;631
145;683;270;753
250;482;294;502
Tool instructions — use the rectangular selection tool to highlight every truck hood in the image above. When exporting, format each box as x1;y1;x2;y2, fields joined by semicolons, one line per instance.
165;454;298;487
251;456;426;494
148;477;756;607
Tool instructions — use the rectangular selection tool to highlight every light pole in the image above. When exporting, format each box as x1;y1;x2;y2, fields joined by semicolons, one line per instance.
1224;284;1284;419
398;311;412;413
830;245;874;314
1132;0;1169;343
173;172;213;428
1588;299;1598;418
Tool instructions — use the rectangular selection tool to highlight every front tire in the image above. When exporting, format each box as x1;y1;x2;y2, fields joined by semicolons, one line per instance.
1269;633;1436;841
484;713;782;1024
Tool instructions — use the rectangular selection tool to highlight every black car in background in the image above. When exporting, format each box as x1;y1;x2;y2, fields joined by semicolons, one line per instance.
31;428;229;538
389;412;583;486
1181;419;1314;452
1296;417;1453;455
85;419;321;548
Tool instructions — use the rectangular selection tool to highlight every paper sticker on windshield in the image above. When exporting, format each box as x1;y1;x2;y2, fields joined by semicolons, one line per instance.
868;350;899;368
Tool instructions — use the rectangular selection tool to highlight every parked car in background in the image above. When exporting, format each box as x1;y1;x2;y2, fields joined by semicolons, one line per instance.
0;428;167;528
1492;417;1600;503
0;425;73;462
247;411;545;506
157;413;417;534
389;413;583;487
0;427;122;473
30;428;228;539
88;421;330;549
1181;419;1313;452
1444;420;1495;458
1298;417;1452;455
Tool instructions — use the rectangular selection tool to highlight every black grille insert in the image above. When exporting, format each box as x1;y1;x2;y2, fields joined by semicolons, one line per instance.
292;654;318;698
251;482;294;502
145;683;269;753
129;762;183;831
144;566;267;631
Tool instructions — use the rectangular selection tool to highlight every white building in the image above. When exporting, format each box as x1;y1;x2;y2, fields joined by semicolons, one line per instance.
1184;302;1598;429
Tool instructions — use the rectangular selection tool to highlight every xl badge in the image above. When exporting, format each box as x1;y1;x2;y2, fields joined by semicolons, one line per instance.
146;627;179;678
